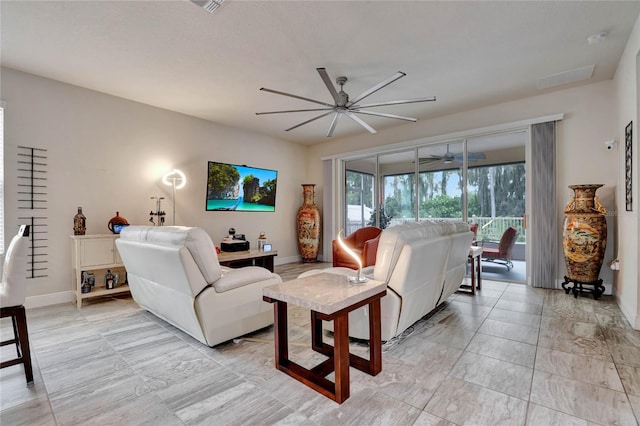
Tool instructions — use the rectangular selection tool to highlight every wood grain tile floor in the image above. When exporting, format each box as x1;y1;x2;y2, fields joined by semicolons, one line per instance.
1;261;639;425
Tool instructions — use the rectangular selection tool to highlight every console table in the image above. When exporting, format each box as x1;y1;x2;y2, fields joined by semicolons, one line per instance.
217;249;278;272
263;272;387;403
70;234;129;309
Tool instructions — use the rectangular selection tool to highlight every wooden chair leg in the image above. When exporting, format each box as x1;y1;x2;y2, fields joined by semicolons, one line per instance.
15;307;34;384
0;306;33;384
11;314;21;358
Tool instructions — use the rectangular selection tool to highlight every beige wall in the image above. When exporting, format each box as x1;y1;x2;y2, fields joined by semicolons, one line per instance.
1;68;308;306
613;13;640;329
309;80;625;315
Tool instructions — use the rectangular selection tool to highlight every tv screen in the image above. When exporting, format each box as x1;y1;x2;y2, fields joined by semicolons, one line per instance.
205;161;278;212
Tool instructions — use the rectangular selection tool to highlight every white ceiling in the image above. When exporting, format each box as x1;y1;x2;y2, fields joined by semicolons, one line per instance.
2;1;639;146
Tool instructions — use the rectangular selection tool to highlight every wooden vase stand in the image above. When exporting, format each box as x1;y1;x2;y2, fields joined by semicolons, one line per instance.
561;276;605;300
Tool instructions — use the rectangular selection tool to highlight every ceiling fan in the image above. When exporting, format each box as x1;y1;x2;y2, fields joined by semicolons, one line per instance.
419;144;486;165
256;68;436;137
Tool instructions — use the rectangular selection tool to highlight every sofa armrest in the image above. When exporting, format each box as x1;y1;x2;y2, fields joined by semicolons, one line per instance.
213;266;276;293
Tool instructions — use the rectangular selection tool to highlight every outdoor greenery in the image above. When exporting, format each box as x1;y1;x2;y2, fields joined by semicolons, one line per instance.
382;163;526;219
346;162;525;224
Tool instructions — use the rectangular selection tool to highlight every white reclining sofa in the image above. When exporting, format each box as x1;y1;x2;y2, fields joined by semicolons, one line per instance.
302;221;473;341
116;226;281;347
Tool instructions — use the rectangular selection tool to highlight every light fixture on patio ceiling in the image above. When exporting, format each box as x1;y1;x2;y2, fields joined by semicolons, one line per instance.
256;68;436;137
189;0;225;14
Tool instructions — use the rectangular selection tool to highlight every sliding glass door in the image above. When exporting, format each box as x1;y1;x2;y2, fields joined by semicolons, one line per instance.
341;129;527;283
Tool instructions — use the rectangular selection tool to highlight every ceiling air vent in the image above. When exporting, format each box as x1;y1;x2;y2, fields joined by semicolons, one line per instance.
190;0;225;14
536;65;595;90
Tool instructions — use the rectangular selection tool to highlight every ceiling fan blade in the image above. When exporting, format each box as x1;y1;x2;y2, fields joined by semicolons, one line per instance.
351;110;417;122
327;113;340;137
468;152;487;161
345;112;377;134
260;87;334;107
317;68;342;105
348;71;406;106
256;107;333;115
418;157;442;165
285;111;334;132
453;151;487;163
355;96;437;109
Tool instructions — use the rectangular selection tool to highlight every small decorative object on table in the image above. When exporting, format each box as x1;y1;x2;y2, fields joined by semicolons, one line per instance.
296;184;320;263
561;184;607;299
149;196;166;226
105;270;116;290
73;207;86;235
81;271;95;293
257;232;268;251
108;212;129;234
81;272;92;293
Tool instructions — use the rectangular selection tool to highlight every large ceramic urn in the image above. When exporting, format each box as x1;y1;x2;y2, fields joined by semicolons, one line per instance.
296;184;321;263
562;184;607;283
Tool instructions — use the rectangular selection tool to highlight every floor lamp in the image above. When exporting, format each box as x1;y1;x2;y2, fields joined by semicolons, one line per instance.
162;169;186;226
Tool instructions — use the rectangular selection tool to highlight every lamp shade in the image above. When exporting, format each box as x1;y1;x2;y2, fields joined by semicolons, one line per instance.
162;169;186;189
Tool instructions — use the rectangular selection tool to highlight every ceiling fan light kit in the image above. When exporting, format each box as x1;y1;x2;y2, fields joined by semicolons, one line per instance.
256;68;436;137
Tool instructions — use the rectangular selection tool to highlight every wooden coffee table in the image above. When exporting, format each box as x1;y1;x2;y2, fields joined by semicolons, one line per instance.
263;272;387;404
218;249;278;272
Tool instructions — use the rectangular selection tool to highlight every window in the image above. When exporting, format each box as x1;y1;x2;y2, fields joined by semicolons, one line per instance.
345;169;374;235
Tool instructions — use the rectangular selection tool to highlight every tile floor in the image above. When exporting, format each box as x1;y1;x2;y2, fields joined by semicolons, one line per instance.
1;263;640;425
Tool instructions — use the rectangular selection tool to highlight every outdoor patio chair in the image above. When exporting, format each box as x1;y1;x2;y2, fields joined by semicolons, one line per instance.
482;226;518;270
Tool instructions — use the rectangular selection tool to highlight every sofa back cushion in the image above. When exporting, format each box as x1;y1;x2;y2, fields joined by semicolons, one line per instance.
373;221;449;284
119;226;222;285
371;220;473;337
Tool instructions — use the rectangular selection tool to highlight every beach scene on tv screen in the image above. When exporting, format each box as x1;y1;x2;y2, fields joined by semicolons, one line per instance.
206;162;277;212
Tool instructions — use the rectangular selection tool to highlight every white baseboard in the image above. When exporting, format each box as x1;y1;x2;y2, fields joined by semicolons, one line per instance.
618;296;640;330
26;290;74;309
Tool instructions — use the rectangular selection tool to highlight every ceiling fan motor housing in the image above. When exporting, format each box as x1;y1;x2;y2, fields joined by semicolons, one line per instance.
336;76;349;106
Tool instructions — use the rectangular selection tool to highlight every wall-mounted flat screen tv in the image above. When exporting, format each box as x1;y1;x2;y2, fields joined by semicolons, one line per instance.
205;161;278;212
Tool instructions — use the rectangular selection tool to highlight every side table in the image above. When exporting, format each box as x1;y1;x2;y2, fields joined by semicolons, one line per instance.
458;246;482;295
263;272;387;404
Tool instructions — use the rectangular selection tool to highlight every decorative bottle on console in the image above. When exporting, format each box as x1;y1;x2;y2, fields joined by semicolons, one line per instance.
73;207;86;235
105;270;115;290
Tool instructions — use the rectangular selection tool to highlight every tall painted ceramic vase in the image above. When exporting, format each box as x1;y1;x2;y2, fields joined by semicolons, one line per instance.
297;184;320;263
562;184;607;283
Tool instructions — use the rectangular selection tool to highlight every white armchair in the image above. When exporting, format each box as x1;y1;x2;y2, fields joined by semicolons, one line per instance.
0;225;33;384
301;221;473;341
116;226;282;347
